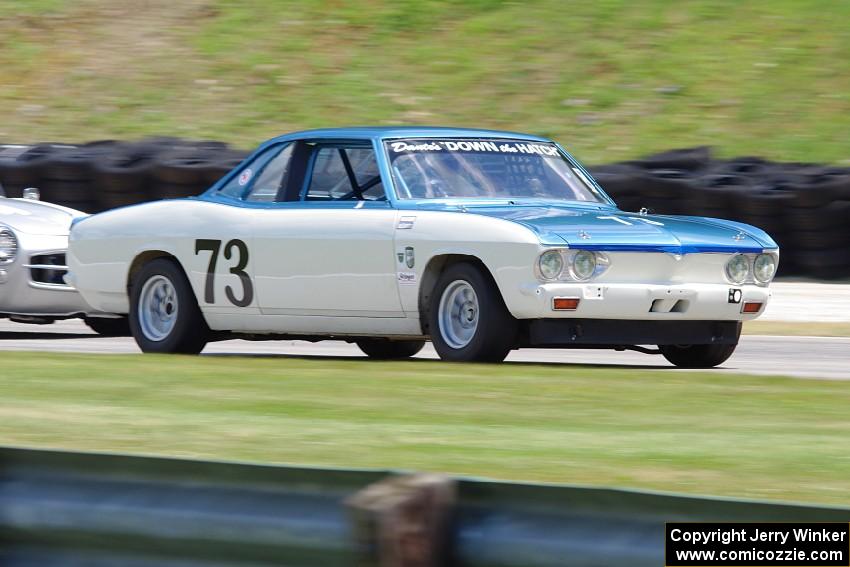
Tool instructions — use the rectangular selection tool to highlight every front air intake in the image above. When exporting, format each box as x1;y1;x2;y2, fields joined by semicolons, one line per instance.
28;252;69;286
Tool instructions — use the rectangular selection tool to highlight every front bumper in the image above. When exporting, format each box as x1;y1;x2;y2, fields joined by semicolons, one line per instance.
522;319;742;347
0;262;93;317
518;282;770;321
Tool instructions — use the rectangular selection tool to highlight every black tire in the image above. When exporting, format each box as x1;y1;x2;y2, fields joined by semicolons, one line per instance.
356;338;425;360
627;146;712;172
712;156;770;177
43;149;95;182
428;262;517;362
659;343;738;369
84;316;131;336
794;230;841;250
150;182;204;200
129;258;209;354
153;154;212;185
786;202;847;232
39;180;96;210
202;150;250;185
589;167;645;199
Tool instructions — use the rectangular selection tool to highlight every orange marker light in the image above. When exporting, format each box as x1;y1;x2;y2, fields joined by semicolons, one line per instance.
553;297;580;311
742;302;763;313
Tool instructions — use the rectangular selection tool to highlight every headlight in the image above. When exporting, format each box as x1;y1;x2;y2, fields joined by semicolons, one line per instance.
571;250;597;281
753;253;777;283
0;227;18;264
538;250;564;280
726;254;749;284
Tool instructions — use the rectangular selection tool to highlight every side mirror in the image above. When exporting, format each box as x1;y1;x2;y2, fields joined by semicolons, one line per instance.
23;187;40;201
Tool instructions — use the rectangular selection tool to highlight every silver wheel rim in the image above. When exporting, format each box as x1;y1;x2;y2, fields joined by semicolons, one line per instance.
438;280;479;349
137;275;179;342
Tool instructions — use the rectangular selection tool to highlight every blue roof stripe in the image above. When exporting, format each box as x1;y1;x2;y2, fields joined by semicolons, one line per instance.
266;126;551;144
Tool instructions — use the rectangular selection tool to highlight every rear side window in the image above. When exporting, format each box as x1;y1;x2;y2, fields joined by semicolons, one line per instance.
246;144;294;202
305;146;385;201
217;143;291;200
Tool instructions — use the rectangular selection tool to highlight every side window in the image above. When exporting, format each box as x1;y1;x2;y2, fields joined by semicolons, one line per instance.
305;146;385;201
306;148;348;200
246;144;293;202
346;148;384;200
216;143;291;201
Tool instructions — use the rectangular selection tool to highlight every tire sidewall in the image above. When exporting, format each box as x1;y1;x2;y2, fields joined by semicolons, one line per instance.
428;263;516;362
129;259;206;353
659;343;737;368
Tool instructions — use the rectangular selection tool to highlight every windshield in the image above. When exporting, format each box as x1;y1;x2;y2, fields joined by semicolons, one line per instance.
385;138;605;202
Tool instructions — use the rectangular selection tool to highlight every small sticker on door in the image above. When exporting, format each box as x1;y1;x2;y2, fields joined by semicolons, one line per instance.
397;271;417;285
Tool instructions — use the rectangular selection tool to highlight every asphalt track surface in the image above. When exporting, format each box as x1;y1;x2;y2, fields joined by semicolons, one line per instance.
1;319;847;380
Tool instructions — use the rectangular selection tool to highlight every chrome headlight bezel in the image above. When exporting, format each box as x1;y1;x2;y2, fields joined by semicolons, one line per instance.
725;251;779;286
725;254;750;284
570;250;596;281
536;248;609;283
753;253;777;284
537;249;565;281
0;225;18;265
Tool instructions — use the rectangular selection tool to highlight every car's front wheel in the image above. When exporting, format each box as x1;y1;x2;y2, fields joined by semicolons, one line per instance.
356;338;425;360
428;262;517;362
658;343;737;368
129;258;209;354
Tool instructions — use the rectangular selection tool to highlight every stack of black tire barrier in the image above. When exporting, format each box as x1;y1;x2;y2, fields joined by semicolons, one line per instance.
1;140;848;279
0;138;248;213
587;147;850;279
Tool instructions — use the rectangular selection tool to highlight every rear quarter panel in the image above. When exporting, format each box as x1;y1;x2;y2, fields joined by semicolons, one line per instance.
68;199;257;315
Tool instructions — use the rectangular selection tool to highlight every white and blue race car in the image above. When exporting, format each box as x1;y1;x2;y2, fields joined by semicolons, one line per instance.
66;127;778;367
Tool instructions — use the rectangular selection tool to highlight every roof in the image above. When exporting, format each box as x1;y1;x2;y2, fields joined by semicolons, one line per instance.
267;126;552;144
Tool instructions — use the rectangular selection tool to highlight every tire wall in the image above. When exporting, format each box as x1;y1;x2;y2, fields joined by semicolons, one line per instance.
1;142;847;279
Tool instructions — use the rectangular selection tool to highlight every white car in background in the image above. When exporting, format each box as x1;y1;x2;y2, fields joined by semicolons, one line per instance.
0;182;128;335
66;127;779;367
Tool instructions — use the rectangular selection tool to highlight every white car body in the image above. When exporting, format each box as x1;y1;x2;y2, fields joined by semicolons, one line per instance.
66;128;779;366
0;192;96;320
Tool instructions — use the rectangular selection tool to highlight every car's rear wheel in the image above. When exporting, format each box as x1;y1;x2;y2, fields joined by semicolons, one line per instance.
356;338;425;360
84;316;130;336
129;258;208;354
428;262;517;362
658;343;737;368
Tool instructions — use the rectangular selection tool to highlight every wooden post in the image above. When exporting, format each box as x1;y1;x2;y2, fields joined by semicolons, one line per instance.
347;473;456;567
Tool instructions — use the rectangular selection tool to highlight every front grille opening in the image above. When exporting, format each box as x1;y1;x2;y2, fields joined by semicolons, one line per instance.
30;252;68;285
671;299;689;313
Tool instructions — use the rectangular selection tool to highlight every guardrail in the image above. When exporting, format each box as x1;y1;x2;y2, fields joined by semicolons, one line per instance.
1;447;848;566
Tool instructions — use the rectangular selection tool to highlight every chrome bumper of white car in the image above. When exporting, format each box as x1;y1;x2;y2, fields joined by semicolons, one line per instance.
0;253;94;318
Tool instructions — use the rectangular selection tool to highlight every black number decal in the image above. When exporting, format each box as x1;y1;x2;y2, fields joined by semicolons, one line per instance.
195;239;221;304
194;238;254;307
224;239;254;307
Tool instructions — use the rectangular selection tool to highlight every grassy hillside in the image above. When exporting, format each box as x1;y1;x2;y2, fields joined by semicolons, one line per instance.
2;352;850;505
1;1;849;163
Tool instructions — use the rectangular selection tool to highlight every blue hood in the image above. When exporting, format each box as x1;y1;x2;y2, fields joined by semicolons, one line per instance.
410;202;777;253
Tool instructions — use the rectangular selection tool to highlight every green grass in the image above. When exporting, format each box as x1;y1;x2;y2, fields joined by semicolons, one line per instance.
1;1;849;163
745;320;850;337
1;351;849;505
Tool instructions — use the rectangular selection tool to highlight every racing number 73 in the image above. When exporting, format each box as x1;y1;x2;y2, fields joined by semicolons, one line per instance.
194;239;254;307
